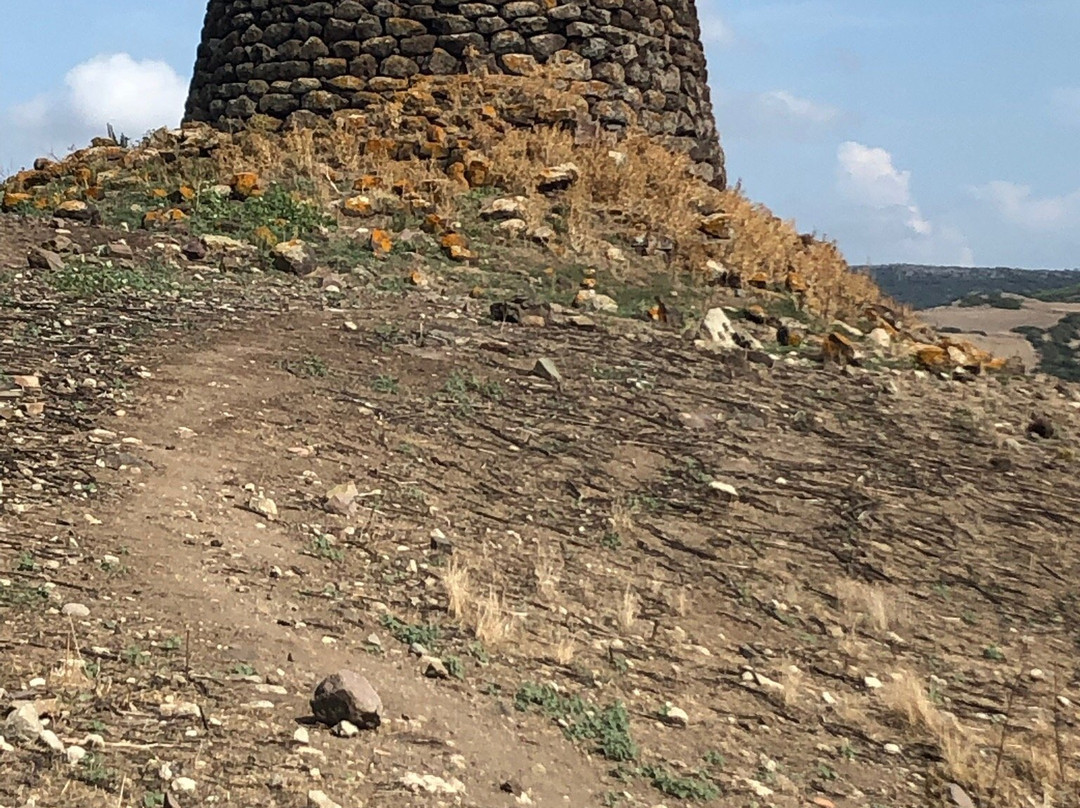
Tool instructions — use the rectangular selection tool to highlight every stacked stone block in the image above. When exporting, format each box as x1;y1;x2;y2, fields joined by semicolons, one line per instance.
184;0;725;185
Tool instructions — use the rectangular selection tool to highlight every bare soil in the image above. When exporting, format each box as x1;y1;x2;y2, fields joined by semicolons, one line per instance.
4;214;1080;808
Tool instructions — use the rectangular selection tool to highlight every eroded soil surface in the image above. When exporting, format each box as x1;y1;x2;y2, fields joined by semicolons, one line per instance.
3;214;1080;808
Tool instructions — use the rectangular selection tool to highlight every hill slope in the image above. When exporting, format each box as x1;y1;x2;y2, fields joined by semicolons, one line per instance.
864;263;1080;310
2;206;1080;808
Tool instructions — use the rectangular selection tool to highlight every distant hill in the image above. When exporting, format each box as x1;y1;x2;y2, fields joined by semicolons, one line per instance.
862;263;1080;310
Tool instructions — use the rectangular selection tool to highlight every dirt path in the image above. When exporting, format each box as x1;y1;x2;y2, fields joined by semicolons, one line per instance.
58;313;607;807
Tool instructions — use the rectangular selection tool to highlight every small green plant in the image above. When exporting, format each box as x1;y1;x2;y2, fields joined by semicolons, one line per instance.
16;551;37;571
815;762;838;781
161;635;183;652
381;614;441;648
514;682;637;762
983;645;1005;661
76;753;117;787
441;370;505;416
190;184;329;243
468;642;490;665
122;646;150;666
703;750;726;768
282;354;329;378
600;531;622;550
231;662;258;676
50;258;179;298
371;374;400;394
639;765;720;802
442;655;465;679
309;534;345;562
143;792;166;808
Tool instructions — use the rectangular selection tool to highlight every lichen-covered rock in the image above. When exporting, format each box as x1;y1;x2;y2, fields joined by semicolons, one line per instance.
272;239;317;275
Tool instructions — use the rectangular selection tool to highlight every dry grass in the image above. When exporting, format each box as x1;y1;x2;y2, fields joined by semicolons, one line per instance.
84;67;895;325
534;545;562;603
881;671;1077;805
442;556;473;621
553;631;577;666
666;586;692;617
835;578;893;633
617;586;640;632
474;588;517;649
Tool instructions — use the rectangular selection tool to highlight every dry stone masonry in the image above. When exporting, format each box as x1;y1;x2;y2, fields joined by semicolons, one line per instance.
183;0;725;185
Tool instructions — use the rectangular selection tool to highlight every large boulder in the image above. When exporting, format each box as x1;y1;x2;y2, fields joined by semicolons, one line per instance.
699;308;737;349
310;670;382;729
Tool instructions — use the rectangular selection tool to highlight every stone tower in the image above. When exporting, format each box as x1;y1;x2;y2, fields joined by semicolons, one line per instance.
184;0;725;186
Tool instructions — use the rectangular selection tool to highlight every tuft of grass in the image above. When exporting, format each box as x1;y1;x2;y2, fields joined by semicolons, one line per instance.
835;578;894;633
442;557;473;620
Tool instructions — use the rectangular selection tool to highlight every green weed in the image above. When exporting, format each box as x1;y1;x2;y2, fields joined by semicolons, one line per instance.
514;682;637;762
381;614;441;648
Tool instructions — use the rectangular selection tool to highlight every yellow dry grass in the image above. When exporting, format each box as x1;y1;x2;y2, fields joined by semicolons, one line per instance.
882;670;1076;805
3;67;895;325
195;70;890;323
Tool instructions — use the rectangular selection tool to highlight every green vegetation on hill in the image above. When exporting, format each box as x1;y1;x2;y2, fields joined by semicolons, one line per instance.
864;263;1080;309
1013;313;1080;381
957;291;1023;309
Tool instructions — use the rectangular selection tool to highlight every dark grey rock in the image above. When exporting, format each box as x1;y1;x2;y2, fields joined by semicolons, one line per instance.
311;670;382;728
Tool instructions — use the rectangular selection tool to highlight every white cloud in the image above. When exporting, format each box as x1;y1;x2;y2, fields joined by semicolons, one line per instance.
834;141;972;264
972;180;1080;232
2;53;187;171
65;54;187;137
837;141;931;235
697;0;735;46
1051;87;1080;126
758;90;839;125
718;89;841;141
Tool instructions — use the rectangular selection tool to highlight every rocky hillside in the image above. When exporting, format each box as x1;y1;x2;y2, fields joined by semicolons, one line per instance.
2;115;1079;808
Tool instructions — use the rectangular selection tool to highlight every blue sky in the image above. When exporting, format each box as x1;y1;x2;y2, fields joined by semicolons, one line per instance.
1;0;1078;268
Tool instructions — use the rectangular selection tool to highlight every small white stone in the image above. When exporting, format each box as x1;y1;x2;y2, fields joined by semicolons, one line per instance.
864;676;883;690
708;480;738;498
308;789;343;808
66;745;88;765
62;603;91;619
28;677;46;689
821;691;837;706
39;730;65;753
661;706;689;727
332;721;359;738
883;742;902;755
172;777;197;793
1029;668;1045;681
293;727;311;745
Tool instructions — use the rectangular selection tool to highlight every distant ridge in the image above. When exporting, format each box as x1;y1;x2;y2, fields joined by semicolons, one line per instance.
861;263;1080;309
